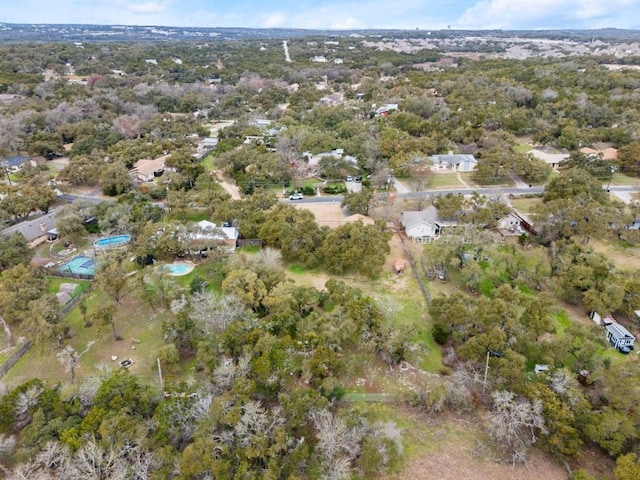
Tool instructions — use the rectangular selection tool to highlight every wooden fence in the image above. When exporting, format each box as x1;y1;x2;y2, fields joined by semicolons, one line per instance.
0;340;33;378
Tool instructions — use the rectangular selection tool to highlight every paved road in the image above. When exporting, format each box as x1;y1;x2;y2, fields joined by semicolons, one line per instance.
285;183;640;204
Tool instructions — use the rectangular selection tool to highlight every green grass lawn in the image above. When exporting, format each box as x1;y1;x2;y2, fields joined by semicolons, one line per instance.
203;154;216;171
47;277;92;297
429;173;465;189
510;195;543;213
289;265;308;274
184;210;210;222
514;142;531;154
554;309;571;334
6;286;169;385
611;172;639;186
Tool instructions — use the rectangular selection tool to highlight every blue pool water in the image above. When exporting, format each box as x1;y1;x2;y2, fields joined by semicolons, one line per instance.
93;235;131;248
161;263;194;276
59;255;95;275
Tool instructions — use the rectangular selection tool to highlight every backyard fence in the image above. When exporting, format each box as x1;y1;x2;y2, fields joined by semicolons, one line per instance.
60;284;93;316
0;340;33;378
47;270;94;281
237;239;262;248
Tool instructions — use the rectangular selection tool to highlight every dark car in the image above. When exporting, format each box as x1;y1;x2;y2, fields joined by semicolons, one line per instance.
355;175;363;182
618;346;631;355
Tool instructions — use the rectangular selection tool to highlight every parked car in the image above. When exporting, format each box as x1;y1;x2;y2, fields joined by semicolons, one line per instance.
345;175;353;182
355;175;362;182
618;346;631;355
289;192;304;200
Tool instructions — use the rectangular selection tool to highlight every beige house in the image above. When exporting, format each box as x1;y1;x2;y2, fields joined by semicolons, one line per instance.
130;155;170;183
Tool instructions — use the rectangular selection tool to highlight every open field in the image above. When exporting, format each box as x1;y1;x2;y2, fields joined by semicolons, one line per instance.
6;280;169;385
589;238;640;272
293;201;345;228
509;195;543;214
388;412;569;480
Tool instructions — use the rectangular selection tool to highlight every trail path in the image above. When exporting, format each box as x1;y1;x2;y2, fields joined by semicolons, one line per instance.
283;41;292;63
214;170;242;200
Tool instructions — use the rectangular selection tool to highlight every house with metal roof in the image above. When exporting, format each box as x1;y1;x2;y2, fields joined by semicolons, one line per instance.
605;322;635;350
430;154;477;172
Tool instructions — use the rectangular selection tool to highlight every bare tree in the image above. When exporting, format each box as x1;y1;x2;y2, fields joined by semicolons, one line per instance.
57;341;94;384
14;384;43;430
488;391;546;465
190;292;249;334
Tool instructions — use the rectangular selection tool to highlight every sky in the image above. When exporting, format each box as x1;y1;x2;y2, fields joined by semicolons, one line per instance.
3;0;640;30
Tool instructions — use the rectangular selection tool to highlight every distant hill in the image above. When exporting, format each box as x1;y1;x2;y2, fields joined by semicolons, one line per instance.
1;22;640;43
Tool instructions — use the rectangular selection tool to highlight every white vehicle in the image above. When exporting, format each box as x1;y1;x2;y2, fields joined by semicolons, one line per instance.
289;192;304;200
345;175;354;182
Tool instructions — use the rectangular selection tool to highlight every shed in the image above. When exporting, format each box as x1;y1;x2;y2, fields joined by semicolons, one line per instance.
56;292;72;305
393;259;405;275
605;322;635;350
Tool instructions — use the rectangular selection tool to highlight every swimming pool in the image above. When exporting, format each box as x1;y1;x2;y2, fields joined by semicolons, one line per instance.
160;262;195;276
93;235;132;249
59;255;96;276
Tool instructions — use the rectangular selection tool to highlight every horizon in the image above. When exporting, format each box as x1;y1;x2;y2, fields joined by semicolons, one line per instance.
1;21;638;32
3;1;640;31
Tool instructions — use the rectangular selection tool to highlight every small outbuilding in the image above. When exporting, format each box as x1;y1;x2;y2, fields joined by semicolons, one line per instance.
393;259;405;275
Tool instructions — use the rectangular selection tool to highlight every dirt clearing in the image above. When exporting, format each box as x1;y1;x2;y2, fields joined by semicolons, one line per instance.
389;414;568;480
294;201;345;227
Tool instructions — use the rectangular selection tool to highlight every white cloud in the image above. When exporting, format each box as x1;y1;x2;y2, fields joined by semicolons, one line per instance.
458;0;640;29
262;13;287;28
126;2;170;15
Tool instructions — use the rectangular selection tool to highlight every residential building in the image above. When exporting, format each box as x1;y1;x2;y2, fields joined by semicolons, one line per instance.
191;220;238;251
130;155;170;183
2;155;36;173
430;154;478;172
605;322;635;350
528;149;569;168
302;148;353;167
401;206;456;243
374;103;399;117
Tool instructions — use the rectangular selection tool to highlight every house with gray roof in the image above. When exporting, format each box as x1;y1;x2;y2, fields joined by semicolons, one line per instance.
430;154;477;172
2;155;36;173
2;212;58;247
605;322;635;350
401;206;457;243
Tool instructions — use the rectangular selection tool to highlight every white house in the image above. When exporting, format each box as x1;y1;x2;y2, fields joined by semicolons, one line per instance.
196;137;219;156
374;103;399;117
605;322;635;350
191;220;238;251
302;148;357;167
401;206;455;242
528;149;569;168
430;154;478;172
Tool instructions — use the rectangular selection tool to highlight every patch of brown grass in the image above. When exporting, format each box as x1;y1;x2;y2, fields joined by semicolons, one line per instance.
388;413;568;480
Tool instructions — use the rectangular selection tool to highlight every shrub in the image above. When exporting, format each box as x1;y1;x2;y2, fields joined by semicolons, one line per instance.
432;323;450;345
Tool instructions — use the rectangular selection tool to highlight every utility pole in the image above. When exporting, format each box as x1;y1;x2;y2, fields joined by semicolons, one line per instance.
0;161;12;186
482;350;490;395
157;357;164;392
